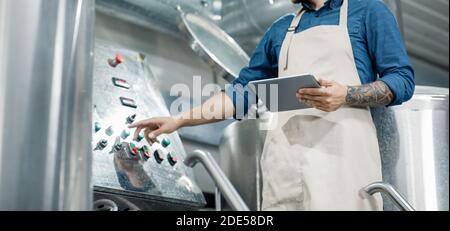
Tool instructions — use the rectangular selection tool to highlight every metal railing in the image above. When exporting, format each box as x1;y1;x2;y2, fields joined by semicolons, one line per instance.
185;150;250;211
365;182;415;211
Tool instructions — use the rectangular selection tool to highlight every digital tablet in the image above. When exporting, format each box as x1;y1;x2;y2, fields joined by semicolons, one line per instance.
248;74;321;112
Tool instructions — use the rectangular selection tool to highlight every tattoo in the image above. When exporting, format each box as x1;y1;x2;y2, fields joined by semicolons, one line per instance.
346;81;394;107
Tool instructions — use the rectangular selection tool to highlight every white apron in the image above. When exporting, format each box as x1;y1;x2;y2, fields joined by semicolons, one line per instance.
260;0;383;211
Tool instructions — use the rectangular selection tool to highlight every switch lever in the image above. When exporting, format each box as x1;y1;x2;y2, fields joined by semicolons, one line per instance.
110;137;123;154
94;139;108;151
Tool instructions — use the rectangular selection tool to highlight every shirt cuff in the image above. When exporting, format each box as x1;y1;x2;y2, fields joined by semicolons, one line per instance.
379;74;403;107
224;83;258;120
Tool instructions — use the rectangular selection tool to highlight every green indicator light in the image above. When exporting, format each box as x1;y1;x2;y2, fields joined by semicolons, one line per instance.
161;138;171;148
94;122;102;133
137;132;145;142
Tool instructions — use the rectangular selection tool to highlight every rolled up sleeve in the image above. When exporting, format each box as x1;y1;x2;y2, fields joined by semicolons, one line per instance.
224;26;278;119
366;0;415;106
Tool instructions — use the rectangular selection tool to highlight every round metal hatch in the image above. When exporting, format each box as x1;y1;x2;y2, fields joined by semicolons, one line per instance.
179;11;250;82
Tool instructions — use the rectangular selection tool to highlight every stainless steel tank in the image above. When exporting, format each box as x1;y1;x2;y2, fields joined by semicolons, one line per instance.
0;0;95;211
372;86;449;211
219;86;449;211
219;121;267;211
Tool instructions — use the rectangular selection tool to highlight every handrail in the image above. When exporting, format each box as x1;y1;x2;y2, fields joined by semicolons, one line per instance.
184;150;250;211
364;182;415;211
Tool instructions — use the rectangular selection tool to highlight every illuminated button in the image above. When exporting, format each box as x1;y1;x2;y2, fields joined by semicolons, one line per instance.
154;150;165;164
161;138;171;148
121;130;131;139
108;54;124;68
168;153;178;166
105;126;114;136
126;114;137;125
136;132;145;142
94;122;102;133
129;143;139;156
94;139;108;151
140;145;151;159
112;77;131;89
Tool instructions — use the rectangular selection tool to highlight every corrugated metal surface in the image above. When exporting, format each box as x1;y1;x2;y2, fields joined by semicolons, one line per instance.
401;0;449;70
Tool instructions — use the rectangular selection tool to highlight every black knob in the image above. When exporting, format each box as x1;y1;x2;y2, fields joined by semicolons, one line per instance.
154;150;165;164
168;153;178;166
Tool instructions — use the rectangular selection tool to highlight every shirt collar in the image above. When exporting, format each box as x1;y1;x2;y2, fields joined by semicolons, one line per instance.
302;0;343;11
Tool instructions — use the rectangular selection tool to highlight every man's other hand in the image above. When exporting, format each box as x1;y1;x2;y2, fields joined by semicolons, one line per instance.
297;79;348;112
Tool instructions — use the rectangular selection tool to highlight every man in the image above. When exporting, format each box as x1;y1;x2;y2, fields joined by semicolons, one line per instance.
130;0;415;211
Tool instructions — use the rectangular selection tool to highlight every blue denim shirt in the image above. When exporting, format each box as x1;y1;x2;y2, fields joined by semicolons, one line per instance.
225;0;415;117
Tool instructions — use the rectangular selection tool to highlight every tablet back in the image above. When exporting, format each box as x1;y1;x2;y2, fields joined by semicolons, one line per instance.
249;74;320;112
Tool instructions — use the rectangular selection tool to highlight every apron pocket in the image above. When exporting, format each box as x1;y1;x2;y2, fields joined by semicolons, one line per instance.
261;132;306;211
282;114;342;155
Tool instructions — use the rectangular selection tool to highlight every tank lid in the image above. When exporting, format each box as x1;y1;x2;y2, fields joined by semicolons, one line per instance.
179;11;250;81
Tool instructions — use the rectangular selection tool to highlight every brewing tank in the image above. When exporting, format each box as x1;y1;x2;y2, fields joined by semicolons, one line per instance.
219;86;449;211
372;86;449;211
0;0;95;211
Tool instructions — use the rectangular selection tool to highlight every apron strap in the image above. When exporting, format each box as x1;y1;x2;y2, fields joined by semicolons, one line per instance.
283;9;306;71
282;0;349;71
339;0;348;27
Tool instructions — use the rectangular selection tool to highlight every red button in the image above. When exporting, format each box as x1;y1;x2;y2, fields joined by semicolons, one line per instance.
108;54;124;68
115;54;124;64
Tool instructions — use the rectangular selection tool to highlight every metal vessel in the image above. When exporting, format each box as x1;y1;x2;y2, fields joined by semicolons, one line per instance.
372;86;449;211
219;86;449;211
0;0;95;211
219;120;267;211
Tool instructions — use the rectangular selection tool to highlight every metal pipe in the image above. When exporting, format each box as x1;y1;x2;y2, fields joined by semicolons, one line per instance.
364;182;415;211
184;150;250;211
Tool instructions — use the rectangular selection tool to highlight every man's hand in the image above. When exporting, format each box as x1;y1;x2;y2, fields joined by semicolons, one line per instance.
297;79;348;112
129;117;183;144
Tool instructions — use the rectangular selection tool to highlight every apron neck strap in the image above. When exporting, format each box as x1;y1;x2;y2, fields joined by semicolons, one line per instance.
339;0;348;27
288;0;348;32
287;8;306;34
282;0;349;71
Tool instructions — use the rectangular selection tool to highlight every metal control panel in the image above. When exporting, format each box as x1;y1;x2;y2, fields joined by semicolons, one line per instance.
92;40;206;208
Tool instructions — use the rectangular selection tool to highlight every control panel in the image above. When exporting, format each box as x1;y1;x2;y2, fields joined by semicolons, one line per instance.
92;40;205;208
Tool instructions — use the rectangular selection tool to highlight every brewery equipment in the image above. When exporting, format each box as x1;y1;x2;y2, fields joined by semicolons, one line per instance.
92;41;206;210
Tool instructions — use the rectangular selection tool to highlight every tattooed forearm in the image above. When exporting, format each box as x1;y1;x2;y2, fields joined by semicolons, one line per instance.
346;81;394;107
